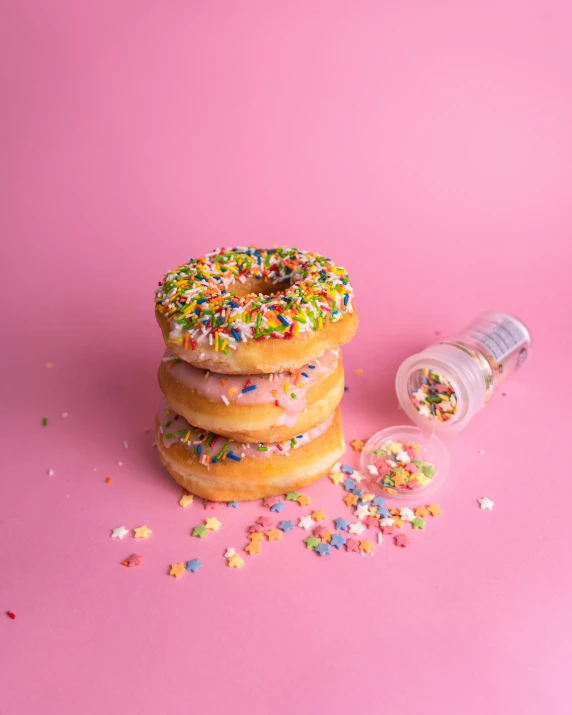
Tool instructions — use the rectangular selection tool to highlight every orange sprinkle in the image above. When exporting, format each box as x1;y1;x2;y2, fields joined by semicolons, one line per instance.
184;333;190;351
106;477;113;484
220;379;227;387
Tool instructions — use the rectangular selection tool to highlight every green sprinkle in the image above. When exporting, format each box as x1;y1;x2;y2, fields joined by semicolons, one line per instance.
165;433;175;439
42;417;48;427
165;420;172;428
257;445;269;451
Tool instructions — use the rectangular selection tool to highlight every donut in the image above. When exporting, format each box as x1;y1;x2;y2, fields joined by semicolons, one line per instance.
155;246;357;374
154;403;345;502
158;347;344;443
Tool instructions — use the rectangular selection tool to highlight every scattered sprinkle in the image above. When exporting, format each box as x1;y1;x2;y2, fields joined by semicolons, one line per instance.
121;554;143;568
311;510;326;522
47;469;54;477
278;520;294;532
354;369;363;375
395;533;410;548
170;562;186;578
205;517;222;531
297;494;311;507
133;525;152;539
298;515;315;530
228;553;244;569
266;528;282;541
315;542;331;556
186;558;203;573
192;524;209;538
245;541;262;555
42;417;48;427
350;439;365;451
478;497;494;510
111;526;129;540
179;493;194;508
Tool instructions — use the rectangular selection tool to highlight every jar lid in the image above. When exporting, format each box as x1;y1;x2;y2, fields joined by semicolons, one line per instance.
360;425;450;502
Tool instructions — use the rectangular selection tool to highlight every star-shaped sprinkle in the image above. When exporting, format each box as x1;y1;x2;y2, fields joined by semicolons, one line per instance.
179;493;194;508
427;504;443;516
382;526;397;535
364;515;379;529
297;495;311;507
478;497;494;510
411;517;426;530
345;538;360;552
342;478;357;491
341;464;354;475
359;539;374;555
378;507;391;518
351;488;364;498
170;562;186;578
311;509;326;522
361;491;373;501
379;517;395;527
192;524;208;538
304;536;321;549
228;553;244;568
313;525;327;539
256;516;273;528
285;492;301;501
266;528;282;541
111;526;129;540
247;532;264;542
367;464;379;475
203;501;217;510
414;505;428;517
399;508;415;522
227;501;239;508
334;517;350;531
322;529;333;543
372;497;386;509
329;472;345;484
315;543;331;556
395;533;410;548
205;517;222;531
133;525;152;539
121;554;143;567
354;504;370;520
186;558;203;573
393;517;404;528
262;496;280;508
344;494;359;508
270;501;285;513
350;439;365;452
278;520;294;532
248;522;265;533
245;541;262;555
224;548;236;558
331;533;346;550
349;522;366;535
298;515;315;530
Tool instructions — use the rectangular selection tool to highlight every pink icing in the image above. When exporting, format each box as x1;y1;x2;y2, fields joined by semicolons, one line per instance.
157;402;334;465
163;348;339;427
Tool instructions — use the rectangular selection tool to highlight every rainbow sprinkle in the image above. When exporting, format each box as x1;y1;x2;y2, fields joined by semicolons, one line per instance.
155;247;354;353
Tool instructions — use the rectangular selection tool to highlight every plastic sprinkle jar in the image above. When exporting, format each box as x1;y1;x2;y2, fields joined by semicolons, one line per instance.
361;312;531;499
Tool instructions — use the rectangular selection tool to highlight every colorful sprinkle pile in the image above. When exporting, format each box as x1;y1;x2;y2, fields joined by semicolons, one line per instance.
409;369;457;421
367;441;436;495
155;247;354;353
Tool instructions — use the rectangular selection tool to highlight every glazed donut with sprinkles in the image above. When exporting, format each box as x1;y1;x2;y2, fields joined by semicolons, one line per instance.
155;246;358;375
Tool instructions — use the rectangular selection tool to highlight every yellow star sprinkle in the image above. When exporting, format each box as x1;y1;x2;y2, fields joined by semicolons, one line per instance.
368;506;379;517
265;528;282;542
361;493;374;502
329;472;345;485
134;525;152;539
311;510;326;522
415;506;429;518
297;495;311;507
169;562;186;578
179;493;194;508
205;517;222;531
427;504;443;517
247;532;264;542
228;553;244;569
245;541;262;555
359;540;375;554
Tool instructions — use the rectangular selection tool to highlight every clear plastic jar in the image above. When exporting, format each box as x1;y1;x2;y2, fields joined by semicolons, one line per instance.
361;311;531;500
395;311;531;433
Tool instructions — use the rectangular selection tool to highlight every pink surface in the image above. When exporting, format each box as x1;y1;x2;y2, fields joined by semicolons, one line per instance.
2;2;572;714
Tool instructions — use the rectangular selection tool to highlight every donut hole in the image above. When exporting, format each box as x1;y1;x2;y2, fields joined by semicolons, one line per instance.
231;277;292;299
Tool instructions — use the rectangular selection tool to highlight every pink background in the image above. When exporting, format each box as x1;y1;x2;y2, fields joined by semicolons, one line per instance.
2;2;572;713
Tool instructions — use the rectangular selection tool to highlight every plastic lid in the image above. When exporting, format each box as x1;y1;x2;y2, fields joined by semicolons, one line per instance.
360;425;450;501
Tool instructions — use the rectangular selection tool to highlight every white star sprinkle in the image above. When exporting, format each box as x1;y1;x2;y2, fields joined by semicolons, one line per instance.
349;522;366;535
298;515;315;530
366;464;379;475
400;507;415;522
354;504;370;520
379;517;395;527
224;548;236;559
352;470;365;483
413;388;426;402
478;497;494;510
111;526;129;539
396;451;410;464
418;404;431;417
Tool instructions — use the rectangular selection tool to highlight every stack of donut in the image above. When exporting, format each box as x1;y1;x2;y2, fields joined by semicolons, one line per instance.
154;247;358;501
